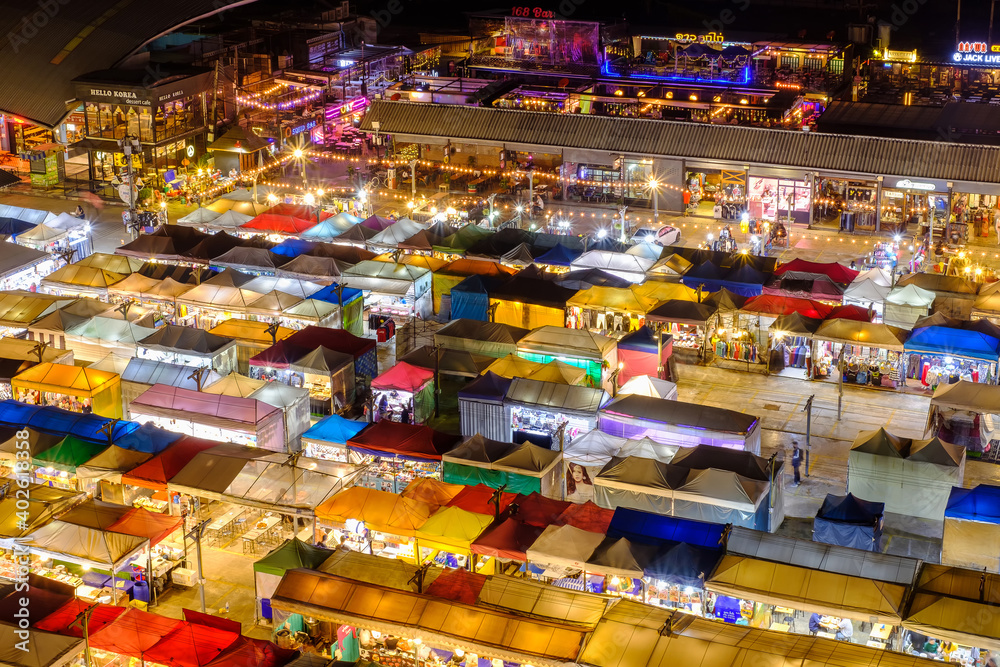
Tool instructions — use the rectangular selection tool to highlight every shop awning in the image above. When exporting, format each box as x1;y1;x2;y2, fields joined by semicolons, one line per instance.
271;569;587;667
21;520;148;570
347;420;461;461
904;325;1000;361
706;554;907;623
812;319;907;350
477;574;607;627
414;506;494;553
318;548;442;592
314;486;433;536
931;379;1000;412
903;564;1000;651
471;517;545;560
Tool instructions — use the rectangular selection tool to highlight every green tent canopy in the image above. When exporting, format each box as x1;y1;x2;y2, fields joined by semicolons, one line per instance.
33;435;109;473
254;537;333;577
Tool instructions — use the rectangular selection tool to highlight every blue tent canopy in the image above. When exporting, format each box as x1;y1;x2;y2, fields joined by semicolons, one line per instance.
606;506;726;548
681;262;765;297
0;217;35;237
817;492;884;523
945;484;1000;523
113;422;181;453
271;238;317;258
904;325;1000;362
0;400;139;442
310;283;363;305
685;261;724;280
643;540;723;588
458;371;512;402
303;414;368;444
534;243;581;267
451;275;490;321
618;326;663;353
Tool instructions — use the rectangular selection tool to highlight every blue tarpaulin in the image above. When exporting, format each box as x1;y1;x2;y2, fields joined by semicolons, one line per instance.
534;243;581;267
310;283;363;305
270;238;317;258
302;414;368;444
112;422;182;453
606;506;726;548
813;492;884;551
0;400;138;442
945;484;1000;523
904;326;1000;362
450;275;489;321
681;262;766;297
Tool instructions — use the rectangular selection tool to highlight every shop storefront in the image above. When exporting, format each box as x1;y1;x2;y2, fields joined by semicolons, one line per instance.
345;420;460;493
811;320;906;388
687;169;748;219
504;378;606;449
902;325;1000;391
747;174;810;224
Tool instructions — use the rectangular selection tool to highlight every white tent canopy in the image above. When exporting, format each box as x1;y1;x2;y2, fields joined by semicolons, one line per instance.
367;218;426;247
17;520;148;570
843;279;891;309
854;267;893;287
177;207;222;226
242;276;324;299
64;316;158;363
525;523;607;577
250;381;312;444
570;251;654;283
617;375;678;400
884;284;936;329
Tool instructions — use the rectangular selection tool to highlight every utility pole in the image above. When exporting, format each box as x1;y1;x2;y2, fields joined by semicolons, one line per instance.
433;344;441;418
618;205;629;243
837;346;845;421
185;520;210;613
527;170;535;219
802;394;814;477
410;159;418;202
488;484;508;519
118;134;140;238
188;366;211;392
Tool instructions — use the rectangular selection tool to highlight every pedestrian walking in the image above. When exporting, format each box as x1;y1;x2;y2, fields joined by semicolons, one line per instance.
791;443;802;486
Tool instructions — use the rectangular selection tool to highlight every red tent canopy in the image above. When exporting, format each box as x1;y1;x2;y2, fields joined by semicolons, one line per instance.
121;436;220;491
183;609;243;634
284;326;375;359
424;568;486;605
447;484;516;516
248;339;308;370
774;258;859;284
347;421;461;461
204;636;299;667
240;214;317;235
741;295;834;319
89;608;185;657
471;517;544;560
144;621;240;667
263;204;332;222
35;599;125;636
825;304;875;322
108;508;183;546
372;361;434;393
557;501;614;534
512;492;571;527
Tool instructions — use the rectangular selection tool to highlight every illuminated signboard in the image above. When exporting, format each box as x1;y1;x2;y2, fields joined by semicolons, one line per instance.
952;41;1000;64
325;97;368;120
894;179;936;191
290;120;318;136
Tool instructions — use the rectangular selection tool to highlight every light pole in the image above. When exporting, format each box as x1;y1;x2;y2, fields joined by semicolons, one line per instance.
293;148;305;185
648;177;659;224
618;205;629;243
117;134;141;238
410;158;418;201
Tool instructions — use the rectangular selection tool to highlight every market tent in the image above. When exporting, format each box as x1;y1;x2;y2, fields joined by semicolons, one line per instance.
626;242;664;262
203;372;266;397
446;484;517;516
210;247;284;273
21;520;148;570
646;299;717;326
855;266;893;287
367;218;427;247
617;376;678;400
516;326;617;386
121;358;222;406
599;394;761;454
415;505;494;555
500;242;536;267
486;354;585;385
905;325;1000;361
106;272;161;299
942;484;1000;572
240;213;317;235
248;381;312;443
283;326;377;380
203;636;298;667
33;434;109;472
263;204;332;221
615;437;679;463
0;624;83;667
471;516;545;561
270;238;317;258
347;420;461;461
812;319;907;350
275;254;349;282
242;276;323;299
903;564;1000;651
181;232;248;265
525;523;606;577
435;319;529;359
289;345;357;405
300;212;362;239
432;223;494;254
204;267;255;288
848;429;964;520
106;507;183;546
76;445;153;484
884;284;937;329
142;621;240;667
177;207;222;226
813;493;884;551
566;286;659;316
360;214;395;231
314;486;433;535
740;295;834;319
706;553;907;624
570;251;653;284
443;434;562;495
0;482;82;538
563;430;626;469
254;537;333;601
458;371;512;441
372;361;435;423
769;311;823;337
583;536;652;578
249;339;307;371
0;400;137;442
556;269;634;290
400;477;464;509
243;290;304;318
204;209;255;230
121;435;220;490
843;278;892;309
445;274;507;321
774;258;858;284
534;243;581;267
505;378;609;447
489;271;577;329
139;325;237;360
87;607;185;658
41;264;126;296
400;345;495;379
616;327;670;385
301;414;368;461
606;506;725;547
556;501;613;534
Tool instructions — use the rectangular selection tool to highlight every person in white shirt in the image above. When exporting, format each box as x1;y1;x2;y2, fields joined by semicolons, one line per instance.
836;617;853;642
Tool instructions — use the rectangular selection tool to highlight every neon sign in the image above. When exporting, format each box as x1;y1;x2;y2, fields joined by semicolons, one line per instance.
290;120;318;136
675;32;724;44
952;41;1000;64
325;97;368;120
512;6;555;18
894;179;936;191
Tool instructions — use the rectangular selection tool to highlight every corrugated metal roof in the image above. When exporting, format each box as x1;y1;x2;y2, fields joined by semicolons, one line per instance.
0;0;256;128
361;100;1000;184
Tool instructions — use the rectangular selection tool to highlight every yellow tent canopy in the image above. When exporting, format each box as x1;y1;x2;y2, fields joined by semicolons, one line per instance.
202;372;267;398
903;564;1000;651
11;362;122;418
77;252;144;274
633;280;699;303
42;265;126;290
375;253;448;272
107;272;161;299
415;506;494;554
208;318;295;345
485;354;586;385
315;486;433;536
567;286;661;314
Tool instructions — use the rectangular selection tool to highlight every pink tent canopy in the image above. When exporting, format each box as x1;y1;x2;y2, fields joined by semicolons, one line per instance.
372;361;434;393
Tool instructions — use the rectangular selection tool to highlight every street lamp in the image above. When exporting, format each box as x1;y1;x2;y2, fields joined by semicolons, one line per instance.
304;193;315;206
648;177;660;223
267;193;278;205
160;201;168;226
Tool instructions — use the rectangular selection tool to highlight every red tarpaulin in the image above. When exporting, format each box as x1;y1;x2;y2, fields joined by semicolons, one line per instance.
557;501;614;534
144;621;240;667
263;204;332;222
89;607;184;657
513;492;571;527
774;258;859;284
424;568;486;605
447;484;516;516
471;517;544;560
204;636;299;667
741;295;834;319
284;326;375;359
121;436;220;490
347;421;461;461
825;304;875;322
183;609;243;634
248;339;308;370
35;599;125;636
240;213;318;235
108;508;183;546
372;361;434;393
